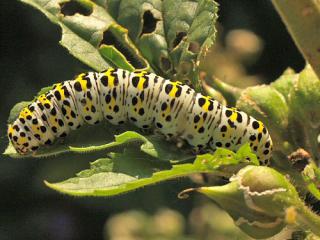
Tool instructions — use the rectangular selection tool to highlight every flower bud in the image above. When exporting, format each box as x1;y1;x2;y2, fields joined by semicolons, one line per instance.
186;166;320;239
288;66;320;128
287;66;320;160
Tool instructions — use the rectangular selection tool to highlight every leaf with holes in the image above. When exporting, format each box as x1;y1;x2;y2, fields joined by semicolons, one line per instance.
107;0;218;89
20;0;150;72
21;0;218;87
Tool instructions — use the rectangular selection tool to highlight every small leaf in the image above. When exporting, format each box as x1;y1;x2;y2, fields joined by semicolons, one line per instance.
7;101;31;125
235;143;259;166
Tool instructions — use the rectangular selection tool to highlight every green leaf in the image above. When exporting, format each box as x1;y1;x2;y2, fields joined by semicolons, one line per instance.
108;0;218;88
20;0;149;71
302;162;320;200
234;144;259;166
288;66;320;160
69;131;193;162
6;101;31;125
45;144;256;196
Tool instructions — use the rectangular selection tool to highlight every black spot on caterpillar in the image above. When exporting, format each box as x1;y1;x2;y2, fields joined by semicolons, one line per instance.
7;68;273;165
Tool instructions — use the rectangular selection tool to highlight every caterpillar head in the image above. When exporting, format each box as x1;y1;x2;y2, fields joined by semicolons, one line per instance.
7;121;39;155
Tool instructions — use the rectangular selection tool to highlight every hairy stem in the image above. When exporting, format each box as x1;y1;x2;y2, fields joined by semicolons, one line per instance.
296;204;320;236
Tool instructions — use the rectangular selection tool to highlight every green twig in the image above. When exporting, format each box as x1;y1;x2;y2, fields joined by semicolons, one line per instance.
201;80;227;105
205;75;242;106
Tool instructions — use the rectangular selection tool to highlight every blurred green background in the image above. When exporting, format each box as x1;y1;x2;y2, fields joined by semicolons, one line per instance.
0;1;305;239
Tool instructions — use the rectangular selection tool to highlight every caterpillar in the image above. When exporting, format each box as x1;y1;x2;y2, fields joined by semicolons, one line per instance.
7;68;273;165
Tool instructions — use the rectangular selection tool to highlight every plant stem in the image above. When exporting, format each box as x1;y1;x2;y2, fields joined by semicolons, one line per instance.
201;80;227;105
296;204;320;236
272;0;320;79
205;75;242;106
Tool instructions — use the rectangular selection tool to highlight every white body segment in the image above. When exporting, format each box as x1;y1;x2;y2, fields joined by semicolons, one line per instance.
8;68;273;164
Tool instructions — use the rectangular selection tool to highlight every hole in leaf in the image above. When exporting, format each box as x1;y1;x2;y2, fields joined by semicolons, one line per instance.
140;10;159;36
172;32;187;48
160;57;171;72
60;1;92;16
100;29;146;69
188;42;200;54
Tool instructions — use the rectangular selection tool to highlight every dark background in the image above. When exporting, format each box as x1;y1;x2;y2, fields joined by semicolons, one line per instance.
0;1;305;239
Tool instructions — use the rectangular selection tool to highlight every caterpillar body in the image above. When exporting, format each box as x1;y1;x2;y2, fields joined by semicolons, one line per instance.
7;68;273;164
